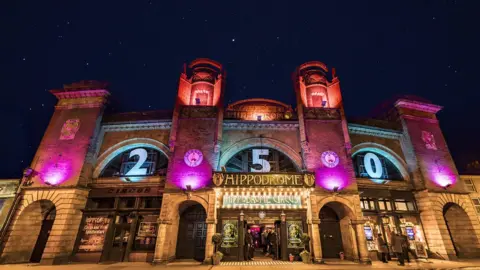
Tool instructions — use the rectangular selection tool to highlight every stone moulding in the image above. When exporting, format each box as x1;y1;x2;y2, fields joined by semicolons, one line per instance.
348;123;402;139
223;121;299;130
101;121;172;132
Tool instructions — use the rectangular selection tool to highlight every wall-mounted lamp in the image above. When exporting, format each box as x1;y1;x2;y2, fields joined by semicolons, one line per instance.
443;183;452;190
186;184;192;191
332;186;339;193
22;167;35;186
125;177;132;182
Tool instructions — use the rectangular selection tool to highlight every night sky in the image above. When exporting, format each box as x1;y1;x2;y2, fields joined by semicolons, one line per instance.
2;0;480;178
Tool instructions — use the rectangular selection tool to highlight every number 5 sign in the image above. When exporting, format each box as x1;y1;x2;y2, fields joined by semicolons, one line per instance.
251;149;271;172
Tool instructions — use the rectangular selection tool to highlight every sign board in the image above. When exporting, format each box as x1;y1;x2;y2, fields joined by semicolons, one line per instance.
212;172;314;187
222;194;302;208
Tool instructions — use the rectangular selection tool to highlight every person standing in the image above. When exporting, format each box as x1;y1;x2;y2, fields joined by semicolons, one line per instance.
268;228;278;260
391;231;405;266
244;229;254;261
401;233;416;263
377;233;388;263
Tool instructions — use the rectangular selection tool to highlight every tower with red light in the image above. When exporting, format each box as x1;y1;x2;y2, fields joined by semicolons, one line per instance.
166;59;225;190
293;61;356;192
27;81;109;187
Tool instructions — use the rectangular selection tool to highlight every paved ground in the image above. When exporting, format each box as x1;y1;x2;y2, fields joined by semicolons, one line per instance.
0;259;479;270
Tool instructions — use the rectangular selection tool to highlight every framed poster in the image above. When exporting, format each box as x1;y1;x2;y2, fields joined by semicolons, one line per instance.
406;226;415;240
78;216;110;252
415;241;427;258
221;220;238;248
364;225;373;241
287;221;304;248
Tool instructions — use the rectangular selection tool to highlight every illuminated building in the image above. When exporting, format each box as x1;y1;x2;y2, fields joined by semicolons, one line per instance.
1;59;480;265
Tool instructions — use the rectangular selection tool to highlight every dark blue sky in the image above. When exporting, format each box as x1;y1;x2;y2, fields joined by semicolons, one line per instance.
1;0;479;178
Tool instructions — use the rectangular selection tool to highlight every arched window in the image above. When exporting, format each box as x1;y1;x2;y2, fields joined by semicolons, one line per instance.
225;147;298;173
352;151;402;181
100;147;168;177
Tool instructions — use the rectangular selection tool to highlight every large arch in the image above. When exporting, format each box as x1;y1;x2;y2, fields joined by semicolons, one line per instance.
316;199;358;261
431;194;480;258
153;193;215;264
351;142;410;181
219;137;302;171
0;189;88;264
93;138;170;178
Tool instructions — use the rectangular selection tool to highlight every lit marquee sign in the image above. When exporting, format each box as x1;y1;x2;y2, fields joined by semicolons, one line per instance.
222;194;302;208
212;172;315;187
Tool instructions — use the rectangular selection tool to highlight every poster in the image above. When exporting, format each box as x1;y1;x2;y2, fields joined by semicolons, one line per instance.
78;216;110;252
137;222;157;237
415;241;427;258
221;220;238;248
364;225;373;241
287;221;303;248
406;226;415;240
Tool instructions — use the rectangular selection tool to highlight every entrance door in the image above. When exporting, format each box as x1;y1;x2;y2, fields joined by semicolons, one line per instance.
30;208;56;263
320;206;343;258
176;204;207;261
108;223;131;262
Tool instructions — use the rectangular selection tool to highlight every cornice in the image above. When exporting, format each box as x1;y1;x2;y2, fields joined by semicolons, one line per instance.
348;123;402;139
394;99;443;114
223;121;299;130
101;120;172;132
51;89;110;100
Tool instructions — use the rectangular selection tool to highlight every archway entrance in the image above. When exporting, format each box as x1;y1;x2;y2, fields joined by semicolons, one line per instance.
319;202;356;260
443;203;479;258
320;205;343;258
30;205;56;262
175;202;207;261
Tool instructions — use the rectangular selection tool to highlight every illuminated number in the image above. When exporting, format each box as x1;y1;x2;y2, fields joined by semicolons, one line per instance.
125;148;148;176
364;153;383;178
251;149;271;172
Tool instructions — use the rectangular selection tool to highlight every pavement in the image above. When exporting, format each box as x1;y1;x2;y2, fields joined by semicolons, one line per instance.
0;259;479;270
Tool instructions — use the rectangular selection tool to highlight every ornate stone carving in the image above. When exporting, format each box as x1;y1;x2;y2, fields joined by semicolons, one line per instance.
225;98;296;121
303;108;341;120
301;140;310;153
180;106;217;118
422;130;438;150
59;119;81;140
102;121;172;132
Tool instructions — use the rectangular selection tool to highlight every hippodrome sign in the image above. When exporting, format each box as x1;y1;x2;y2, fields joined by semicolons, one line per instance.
212;172;315;187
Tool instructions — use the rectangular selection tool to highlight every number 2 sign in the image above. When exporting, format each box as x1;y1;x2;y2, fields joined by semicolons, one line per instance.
125;148;148;176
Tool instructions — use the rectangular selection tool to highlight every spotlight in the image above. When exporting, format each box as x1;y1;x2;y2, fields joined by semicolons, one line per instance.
332;186;339;192
221;166;227;172
443;183;451;190
125;177;132;182
322;100;327;107
186;185;192;191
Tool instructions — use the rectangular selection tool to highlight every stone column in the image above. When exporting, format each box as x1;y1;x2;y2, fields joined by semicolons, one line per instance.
152;219;171;264
352;220;371;264
203;220;216;264
310;218;323;263
238;211;245;261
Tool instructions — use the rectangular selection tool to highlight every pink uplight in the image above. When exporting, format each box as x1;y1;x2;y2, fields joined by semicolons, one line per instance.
315;165;351;191
433;173;454;188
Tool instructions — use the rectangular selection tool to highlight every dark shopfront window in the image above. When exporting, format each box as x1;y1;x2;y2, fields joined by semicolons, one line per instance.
360;197;416;212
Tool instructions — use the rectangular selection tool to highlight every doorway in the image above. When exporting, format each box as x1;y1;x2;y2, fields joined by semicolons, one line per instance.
175;203;207;261
30;206;56;263
319;205;343;258
107;214;131;262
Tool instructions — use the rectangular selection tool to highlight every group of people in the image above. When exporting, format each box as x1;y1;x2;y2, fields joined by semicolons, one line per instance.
377;231;417;266
244;227;279;261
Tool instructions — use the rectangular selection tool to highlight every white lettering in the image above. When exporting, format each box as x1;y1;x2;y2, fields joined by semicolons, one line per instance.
364;153;383;178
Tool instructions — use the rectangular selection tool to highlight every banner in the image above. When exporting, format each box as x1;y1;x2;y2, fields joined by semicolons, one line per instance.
221;220;238;248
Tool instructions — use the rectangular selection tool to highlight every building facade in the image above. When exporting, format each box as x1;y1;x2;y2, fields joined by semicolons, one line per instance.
1;59;480;265
0;179;19;235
